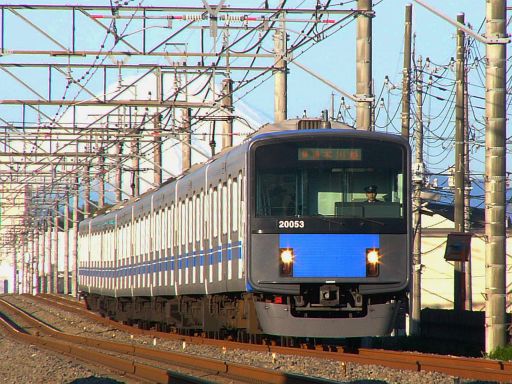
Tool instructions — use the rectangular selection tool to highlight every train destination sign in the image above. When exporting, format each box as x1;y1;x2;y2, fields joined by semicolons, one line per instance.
298;148;362;161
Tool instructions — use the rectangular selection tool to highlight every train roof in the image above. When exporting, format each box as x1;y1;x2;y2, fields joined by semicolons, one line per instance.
82;118;408;229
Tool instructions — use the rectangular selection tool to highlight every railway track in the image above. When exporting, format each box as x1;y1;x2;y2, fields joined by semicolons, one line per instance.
30;293;512;383
0;296;338;384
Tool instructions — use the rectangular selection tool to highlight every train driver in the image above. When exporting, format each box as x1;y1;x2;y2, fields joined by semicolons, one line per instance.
364;185;380;203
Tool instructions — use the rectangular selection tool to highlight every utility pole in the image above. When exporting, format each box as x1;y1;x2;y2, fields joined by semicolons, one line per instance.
182;108;192;172
485;0;507;353
401;4;412;139
274;11;287;123
356;0;373;131
464;45;472;310
454;13;466;312
221;78;233;150
410;55;423;336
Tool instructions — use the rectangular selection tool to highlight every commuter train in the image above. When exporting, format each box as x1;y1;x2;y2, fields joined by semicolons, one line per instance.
78;118;411;338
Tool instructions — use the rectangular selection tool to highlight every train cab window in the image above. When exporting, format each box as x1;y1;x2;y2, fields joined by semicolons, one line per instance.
254;139;406;220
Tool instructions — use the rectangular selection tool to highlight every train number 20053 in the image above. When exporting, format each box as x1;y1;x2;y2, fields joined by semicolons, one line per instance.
278;220;305;228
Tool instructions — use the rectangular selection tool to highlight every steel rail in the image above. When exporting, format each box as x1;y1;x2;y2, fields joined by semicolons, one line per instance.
33;293;512;383
1;296;334;384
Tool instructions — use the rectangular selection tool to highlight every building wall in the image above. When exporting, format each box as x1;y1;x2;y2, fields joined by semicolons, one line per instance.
421;214;512;311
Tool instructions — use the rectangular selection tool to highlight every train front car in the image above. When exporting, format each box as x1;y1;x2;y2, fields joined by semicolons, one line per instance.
247;129;411;338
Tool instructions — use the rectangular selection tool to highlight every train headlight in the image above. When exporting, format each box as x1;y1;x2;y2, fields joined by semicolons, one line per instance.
279;248;294;276
366;248;380;277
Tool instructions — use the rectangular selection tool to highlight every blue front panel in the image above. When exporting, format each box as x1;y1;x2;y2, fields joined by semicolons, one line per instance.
279;234;379;278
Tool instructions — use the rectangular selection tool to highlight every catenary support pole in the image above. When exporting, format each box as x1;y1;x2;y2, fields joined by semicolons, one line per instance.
52;203;59;293
454;13;466;312
13;245;18;294
401;4;412;139
71;176;79;297
356;0;372;131
34;228;39;294
45;216;51;293
182;108;192;172
63;197;70;294
153;113;162;186
98;148;105;209
84;163;91;218
274;11;287;123
221;78;233;150
115;140;123;202
485;0;507;353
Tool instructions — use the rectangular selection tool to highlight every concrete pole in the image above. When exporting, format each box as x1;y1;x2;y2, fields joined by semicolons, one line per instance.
115;141;123;202
12;246;18;294
153;113;162;186
40;222;46;293
63;198;70;294
29;231;35;295
182;108;192;172
131;131;140;197
273;12;287;123
45;216;51;293
20;238;26;294
356;0;373;131
52;204;59;293
98;149;105;209
401;4;412;139
71;176;79;297
221;78;233;150
454;13;466;312
464;54;472;311
485;0;507;353
34;228;39;294
84;163;91;218
19;235;27;294
410;55;423;336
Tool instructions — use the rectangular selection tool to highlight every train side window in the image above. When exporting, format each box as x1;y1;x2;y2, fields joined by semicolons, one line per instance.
205;188;210;243
212;187;218;238
156;211;161;255
140;218;145;258
195;195;200;244
134;220;139;259
169;204;174;250
161;208;166;253
188;197;193;245
222;182;228;235
232;178;238;233
181;200;186;246
147;215;151;256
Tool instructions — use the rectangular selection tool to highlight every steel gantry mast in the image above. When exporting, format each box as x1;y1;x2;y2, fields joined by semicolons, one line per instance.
0;2;365;295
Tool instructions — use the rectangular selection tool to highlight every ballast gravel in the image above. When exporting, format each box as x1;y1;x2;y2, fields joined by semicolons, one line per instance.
0;294;499;384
